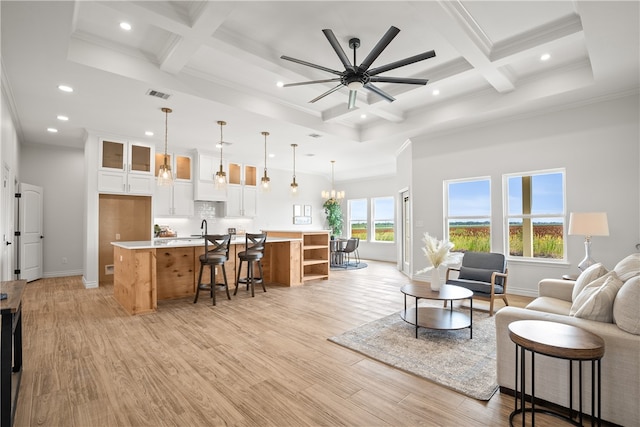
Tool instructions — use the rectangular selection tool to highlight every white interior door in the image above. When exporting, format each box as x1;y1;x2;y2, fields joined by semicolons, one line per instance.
19;183;43;282
1;164;14;281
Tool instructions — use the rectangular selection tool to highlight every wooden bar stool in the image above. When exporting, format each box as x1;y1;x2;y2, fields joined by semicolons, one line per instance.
194;234;231;305
234;233;267;297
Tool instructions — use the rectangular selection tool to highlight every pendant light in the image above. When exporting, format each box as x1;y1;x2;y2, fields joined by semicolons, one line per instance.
260;131;271;192
157;107;173;186
321;160;345;200
214;120;227;189
290;143;298;194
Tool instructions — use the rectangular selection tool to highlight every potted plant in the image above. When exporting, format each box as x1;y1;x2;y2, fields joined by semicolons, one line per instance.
323;198;343;237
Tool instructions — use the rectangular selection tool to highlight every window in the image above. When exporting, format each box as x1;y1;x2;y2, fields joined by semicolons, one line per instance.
505;170;565;260
446;178;491;252
372;197;394;242
348;199;368;240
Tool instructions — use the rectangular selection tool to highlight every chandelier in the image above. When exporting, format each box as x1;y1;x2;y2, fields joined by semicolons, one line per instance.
261;131;270;192
321;160;345;200
157;107;173;186
214;120;227;189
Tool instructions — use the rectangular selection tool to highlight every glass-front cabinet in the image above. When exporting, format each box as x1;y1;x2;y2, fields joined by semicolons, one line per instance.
98;139;155;194
153;152;194;217
226;162;257;217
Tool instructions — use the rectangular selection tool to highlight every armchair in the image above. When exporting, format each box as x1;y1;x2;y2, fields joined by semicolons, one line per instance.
445;251;509;316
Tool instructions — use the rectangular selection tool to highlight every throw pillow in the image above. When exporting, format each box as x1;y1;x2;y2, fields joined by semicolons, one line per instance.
570;271;624;322
572;262;608;302
613;276;640;335
613;253;640;282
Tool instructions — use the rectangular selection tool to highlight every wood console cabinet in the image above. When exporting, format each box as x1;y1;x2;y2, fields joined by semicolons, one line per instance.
265;231;330;282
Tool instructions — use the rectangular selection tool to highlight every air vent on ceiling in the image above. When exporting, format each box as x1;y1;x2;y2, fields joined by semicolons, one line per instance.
308;133;322;138
146;89;171;100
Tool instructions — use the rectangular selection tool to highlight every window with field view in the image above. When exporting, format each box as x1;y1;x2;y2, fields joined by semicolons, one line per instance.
446;178;491;252
505;170;565;260
372;197;394;242
348;199;368;240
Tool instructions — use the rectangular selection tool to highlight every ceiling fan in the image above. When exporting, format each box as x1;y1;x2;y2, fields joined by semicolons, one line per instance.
281;26;436;109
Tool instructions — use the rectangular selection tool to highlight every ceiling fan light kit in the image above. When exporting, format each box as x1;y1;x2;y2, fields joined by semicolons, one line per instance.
281;26;435;109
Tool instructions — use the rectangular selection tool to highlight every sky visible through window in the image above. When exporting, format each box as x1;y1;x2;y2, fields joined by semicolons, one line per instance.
448;172;564;222
349;197;394;220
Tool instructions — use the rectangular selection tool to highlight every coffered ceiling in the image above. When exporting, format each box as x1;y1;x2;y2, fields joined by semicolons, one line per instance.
2;1;638;180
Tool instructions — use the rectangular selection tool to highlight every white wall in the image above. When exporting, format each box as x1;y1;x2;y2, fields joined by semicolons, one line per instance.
340;174;399;262
408;94;640;296
19;144;85;277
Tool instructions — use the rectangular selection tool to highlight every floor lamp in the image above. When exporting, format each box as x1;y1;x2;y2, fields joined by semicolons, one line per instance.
568;212;609;271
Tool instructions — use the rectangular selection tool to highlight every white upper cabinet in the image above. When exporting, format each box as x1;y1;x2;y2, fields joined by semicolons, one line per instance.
98;139;155;195
194;151;227;202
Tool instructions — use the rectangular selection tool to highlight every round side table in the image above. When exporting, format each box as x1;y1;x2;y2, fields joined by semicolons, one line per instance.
508;320;605;427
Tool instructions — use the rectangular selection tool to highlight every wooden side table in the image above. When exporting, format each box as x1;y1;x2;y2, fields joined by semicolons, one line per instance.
508;320;605;427
1;280;26;427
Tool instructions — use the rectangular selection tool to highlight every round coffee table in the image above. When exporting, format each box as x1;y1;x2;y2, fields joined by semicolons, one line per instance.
508;320;605;427
400;284;473;339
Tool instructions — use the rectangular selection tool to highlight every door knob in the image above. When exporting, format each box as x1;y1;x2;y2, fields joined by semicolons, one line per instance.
5;241;11;245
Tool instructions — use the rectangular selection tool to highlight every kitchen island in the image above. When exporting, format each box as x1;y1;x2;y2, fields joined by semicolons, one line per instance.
112;236;302;315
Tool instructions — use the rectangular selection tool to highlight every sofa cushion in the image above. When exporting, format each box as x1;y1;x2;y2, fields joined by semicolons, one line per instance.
572;262;608;302
613;253;640;282
570;271;624;322
445;278;504;295
526;296;572;315
613;276;640;335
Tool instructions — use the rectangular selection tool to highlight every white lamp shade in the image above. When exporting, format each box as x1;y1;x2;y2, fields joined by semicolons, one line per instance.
568;212;609;236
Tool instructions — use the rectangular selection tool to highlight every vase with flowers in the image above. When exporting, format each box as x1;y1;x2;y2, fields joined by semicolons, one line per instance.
416;232;463;291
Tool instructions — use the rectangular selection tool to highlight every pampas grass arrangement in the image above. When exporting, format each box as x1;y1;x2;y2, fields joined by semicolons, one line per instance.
416;232;463;274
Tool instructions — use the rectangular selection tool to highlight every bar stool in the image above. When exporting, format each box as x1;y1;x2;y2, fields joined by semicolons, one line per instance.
234;233;267;297
194;234;231;305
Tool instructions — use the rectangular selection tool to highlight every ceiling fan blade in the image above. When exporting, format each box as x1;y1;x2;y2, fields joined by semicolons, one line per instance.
358;26;400;72
368;50;436;76
322;29;354;71
348;90;358;109
309;84;344;103
369;76;428;85
364;83;396;103
281;55;343;76
284;78;341;87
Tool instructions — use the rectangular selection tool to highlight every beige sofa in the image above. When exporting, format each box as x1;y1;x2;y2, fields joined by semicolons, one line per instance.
495;254;640;427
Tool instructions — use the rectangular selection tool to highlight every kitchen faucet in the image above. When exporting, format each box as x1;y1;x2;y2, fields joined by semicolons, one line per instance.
200;219;208;236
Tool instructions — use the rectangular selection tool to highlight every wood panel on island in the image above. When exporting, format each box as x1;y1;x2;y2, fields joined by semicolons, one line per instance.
112;235;303;315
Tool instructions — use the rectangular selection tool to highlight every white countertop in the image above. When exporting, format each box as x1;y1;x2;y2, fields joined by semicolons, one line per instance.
111;236;300;250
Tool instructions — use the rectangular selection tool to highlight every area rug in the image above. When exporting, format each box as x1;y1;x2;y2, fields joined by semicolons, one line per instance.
330;262;368;271
328;309;498;400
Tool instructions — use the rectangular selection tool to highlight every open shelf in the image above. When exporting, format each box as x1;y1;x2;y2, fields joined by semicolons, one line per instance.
266;231;330;282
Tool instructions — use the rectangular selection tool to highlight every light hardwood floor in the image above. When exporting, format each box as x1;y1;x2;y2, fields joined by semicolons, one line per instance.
16;260;546;426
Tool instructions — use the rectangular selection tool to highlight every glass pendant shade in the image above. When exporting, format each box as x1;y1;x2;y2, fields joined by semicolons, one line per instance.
157;107;174;186
321;160;344;199
261;131;271;192
214;120;227;190
290;144;298;195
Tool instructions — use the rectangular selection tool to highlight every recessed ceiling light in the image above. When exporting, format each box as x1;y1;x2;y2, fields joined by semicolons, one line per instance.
145;131;154;136
269;153;275;158
360;114;367;119
540;53;551;61
432;89;440;96
47;128;58;133
120;22;132;31
57;115;69;121
58;85;73;93
276;81;284;88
